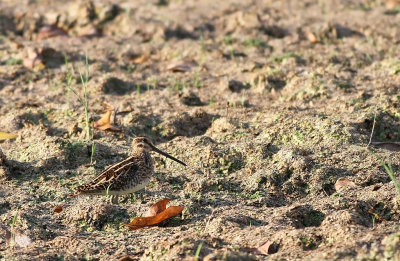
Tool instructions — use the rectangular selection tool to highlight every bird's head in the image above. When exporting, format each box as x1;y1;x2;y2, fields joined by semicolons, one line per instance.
131;136;186;166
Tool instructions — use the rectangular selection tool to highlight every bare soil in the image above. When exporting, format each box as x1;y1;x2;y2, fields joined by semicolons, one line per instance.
1;0;400;260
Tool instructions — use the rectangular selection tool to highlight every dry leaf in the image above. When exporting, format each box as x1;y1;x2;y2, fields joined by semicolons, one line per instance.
334;177;356;191
126;198;184;230
127;206;184;230
144;198;171;217
37;24;68;40
371;142;400;152
54;205;63;213
167;59;198;72
0;131;17;140
94;111;121;131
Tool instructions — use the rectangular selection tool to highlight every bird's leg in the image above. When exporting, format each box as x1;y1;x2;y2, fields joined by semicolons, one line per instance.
110;195;119;204
138;189;146;203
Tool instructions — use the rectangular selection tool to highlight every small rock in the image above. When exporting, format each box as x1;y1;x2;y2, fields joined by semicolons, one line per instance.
256;241;280;255
334;177;357;192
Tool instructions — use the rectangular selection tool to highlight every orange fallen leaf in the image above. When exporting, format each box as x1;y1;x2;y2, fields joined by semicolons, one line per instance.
54;205;63;213
126;198;184;230
94;110;121;131
144;198;171;217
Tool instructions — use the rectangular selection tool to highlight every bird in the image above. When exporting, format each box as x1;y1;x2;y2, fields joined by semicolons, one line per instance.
71;136;186;204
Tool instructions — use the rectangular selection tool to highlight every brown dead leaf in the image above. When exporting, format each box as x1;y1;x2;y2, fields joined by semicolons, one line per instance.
126;198;184;230
371;142;400;152
334;177;357;191
144;198;171;217
37;24;68;40
94;110;121;132
54;205;63;213
167;59;198;72
0;131;17;140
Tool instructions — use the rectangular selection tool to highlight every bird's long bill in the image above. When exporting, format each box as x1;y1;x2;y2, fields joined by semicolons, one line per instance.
151;146;187;166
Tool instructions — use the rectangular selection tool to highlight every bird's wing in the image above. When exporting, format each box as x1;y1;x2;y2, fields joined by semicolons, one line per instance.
75;157;139;193
100;156;136;174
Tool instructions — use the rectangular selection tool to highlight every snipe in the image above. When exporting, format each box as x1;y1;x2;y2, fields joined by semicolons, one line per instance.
71;137;186;203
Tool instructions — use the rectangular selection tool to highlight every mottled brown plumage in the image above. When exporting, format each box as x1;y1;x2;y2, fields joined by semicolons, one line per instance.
71;137;186;203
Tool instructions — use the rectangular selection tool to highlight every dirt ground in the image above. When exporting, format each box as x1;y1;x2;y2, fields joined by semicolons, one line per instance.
1;0;400;260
